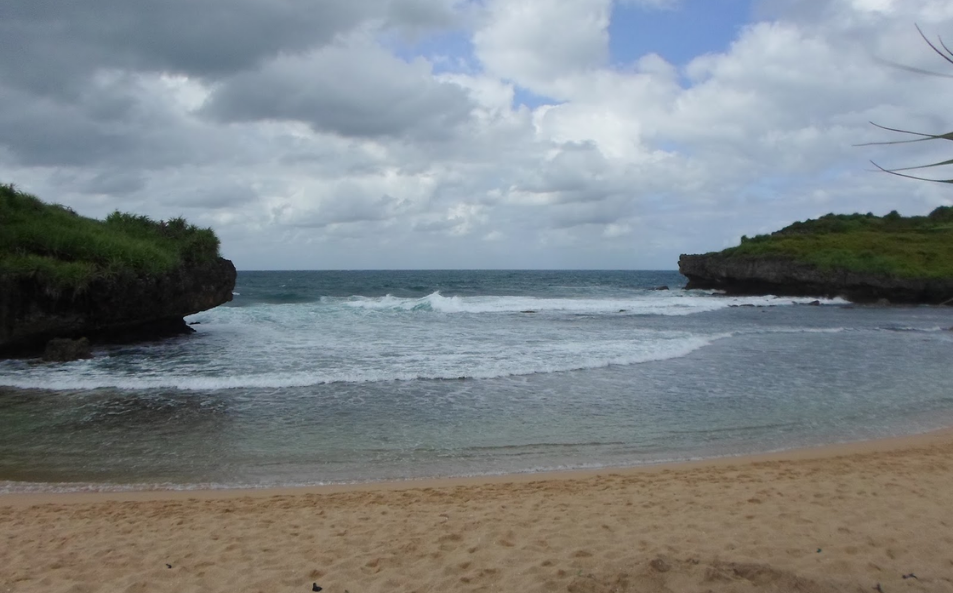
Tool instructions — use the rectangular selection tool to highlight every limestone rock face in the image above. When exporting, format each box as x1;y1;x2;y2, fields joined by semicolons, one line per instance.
0;257;236;356
678;254;953;304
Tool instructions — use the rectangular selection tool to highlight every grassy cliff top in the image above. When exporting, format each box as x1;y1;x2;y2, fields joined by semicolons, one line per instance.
721;207;953;279
0;183;221;290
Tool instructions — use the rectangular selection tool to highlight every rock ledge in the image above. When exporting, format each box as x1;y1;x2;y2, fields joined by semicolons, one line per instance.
678;254;953;304
0;257;236;357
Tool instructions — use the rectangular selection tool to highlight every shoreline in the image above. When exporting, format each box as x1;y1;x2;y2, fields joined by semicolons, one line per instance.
3;426;950;507
4;425;953;592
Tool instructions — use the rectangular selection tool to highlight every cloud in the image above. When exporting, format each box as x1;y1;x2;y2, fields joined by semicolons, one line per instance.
473;0;612;91
617;0;681;8
0;72;227;169
1;0;952;270
165;184;261;210
0;0;464;95
203;35;475;140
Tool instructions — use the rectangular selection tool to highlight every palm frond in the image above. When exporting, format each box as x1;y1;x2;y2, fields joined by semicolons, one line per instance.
879;158;953;172
916;24;953;66
855;124;953;147
863;26;952;184
873;57;953;79
870;161;953;184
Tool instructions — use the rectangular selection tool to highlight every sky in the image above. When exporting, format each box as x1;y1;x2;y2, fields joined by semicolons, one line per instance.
1;0;952;270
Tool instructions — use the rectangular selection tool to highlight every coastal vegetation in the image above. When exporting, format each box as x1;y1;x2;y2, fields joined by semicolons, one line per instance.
0;183;221;291
726;207;953;279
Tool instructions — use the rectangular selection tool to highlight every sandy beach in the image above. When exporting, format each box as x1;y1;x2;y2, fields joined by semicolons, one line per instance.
2;431;953;593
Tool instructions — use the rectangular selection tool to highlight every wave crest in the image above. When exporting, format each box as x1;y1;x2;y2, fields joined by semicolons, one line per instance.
0;334;726;392
343;291;842;316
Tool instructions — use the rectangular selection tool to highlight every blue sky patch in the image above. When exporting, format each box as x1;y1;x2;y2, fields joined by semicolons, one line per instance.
387;29;476;74
608;0;754;69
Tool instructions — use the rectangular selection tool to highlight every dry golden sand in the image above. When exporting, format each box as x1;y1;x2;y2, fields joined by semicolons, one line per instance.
2;431;953;593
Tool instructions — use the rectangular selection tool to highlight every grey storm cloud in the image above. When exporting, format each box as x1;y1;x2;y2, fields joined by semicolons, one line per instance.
545;198;637;230
78;170;147;196
0;0;460;95
0;78;235;170
0;91;139;167
202;41;476;139
282;192;407;228
0;0;473;169
165;184;260;210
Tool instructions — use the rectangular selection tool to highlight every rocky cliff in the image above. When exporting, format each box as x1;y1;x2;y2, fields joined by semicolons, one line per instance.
0;257;236;356
678;253;953;304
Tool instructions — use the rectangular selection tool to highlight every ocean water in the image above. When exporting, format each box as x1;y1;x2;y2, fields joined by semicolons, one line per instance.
1;270;952;492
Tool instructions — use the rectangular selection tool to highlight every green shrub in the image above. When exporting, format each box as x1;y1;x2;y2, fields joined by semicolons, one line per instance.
0;183;222;291
724;207;953;279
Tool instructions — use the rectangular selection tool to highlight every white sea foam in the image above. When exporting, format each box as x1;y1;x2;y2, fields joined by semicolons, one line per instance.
0;333;728;392
342;291;845;316
752;327;848;335
7;270;953;492
879;325;948;333
0;289;867;395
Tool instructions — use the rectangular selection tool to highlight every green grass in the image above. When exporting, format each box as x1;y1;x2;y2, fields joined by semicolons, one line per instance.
723;207;953;279
0;183;221;291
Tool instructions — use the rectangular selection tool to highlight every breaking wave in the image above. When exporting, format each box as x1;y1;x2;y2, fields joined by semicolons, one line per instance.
0;333;726;392
341;291;844;316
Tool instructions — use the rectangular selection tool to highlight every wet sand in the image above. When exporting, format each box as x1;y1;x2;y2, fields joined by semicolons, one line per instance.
2;430;953;592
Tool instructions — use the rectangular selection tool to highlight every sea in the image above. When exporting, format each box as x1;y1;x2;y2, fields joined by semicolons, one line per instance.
1;270;952;493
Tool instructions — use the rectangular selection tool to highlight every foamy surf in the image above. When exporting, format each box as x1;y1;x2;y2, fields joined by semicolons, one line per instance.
0;333;726;392
3;270;952;490
341;291;845;315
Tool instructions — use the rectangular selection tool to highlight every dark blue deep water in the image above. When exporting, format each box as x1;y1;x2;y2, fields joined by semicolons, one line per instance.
1;270;951;491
